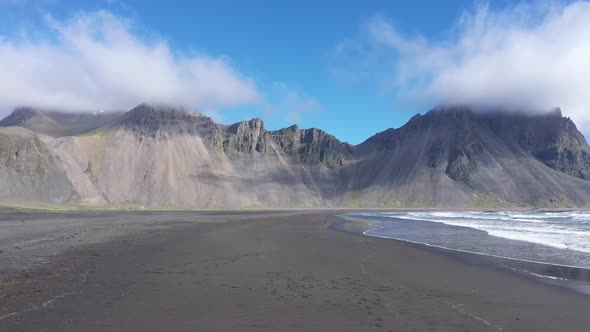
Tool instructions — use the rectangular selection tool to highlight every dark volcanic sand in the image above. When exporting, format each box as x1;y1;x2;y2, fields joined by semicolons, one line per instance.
1;210;590;331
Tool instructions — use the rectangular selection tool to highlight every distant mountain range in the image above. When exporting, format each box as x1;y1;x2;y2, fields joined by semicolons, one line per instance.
1;104;590;209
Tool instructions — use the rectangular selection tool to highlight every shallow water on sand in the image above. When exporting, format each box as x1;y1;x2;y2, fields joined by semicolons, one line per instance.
355;211;590;269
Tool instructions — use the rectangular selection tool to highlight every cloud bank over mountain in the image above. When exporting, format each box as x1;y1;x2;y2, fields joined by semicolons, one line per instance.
0;11;261;112
338;1;590;130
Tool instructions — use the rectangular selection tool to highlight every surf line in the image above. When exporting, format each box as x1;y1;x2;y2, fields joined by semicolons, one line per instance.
0;312;17;321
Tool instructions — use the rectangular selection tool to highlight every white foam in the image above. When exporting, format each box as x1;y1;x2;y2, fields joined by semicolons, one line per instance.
360;211;590;254
363;230;587;270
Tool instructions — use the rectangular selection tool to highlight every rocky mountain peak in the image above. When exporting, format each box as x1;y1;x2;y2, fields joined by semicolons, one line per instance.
359;105;590;182
0;107;41;127
109;103;216;138
118;103;207;124
269;126;353;168
222;118;267;153
226;117;265;134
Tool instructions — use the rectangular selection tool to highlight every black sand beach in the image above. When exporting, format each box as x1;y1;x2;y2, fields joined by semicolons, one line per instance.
1;210;590;331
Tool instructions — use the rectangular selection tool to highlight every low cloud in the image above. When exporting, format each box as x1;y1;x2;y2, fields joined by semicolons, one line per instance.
338;1;590;129
0;11;261;112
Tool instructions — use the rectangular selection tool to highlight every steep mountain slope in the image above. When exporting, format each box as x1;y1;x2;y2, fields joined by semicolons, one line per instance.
1;103;590;208
48;104;348;208
0;127;73;203
347;106;590;207
0;107;123;137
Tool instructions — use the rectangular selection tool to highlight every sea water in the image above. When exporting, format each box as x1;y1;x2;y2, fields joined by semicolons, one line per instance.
355;211;590;269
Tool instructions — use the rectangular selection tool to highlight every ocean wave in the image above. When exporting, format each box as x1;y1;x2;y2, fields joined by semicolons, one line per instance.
361;211;590;254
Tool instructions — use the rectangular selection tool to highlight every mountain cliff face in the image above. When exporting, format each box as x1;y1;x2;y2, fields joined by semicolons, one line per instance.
1;103;590;208
350;106;590;207
270;125;354;168
44;104;337;208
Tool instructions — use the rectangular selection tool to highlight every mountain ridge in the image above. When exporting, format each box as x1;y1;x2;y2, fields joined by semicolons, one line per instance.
1;103;589;209
0;106;124;137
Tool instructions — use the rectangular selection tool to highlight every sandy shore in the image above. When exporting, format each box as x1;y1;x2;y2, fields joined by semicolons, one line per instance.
1;210;590;331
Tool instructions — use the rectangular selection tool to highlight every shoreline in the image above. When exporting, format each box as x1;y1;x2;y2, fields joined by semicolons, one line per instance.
333;214;590;295
2;204;590;213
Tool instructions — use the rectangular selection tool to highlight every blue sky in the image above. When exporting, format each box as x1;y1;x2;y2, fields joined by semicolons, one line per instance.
0;0;588;143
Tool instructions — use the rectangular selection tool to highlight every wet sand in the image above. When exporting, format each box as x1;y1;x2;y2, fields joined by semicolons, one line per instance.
1;210;590;331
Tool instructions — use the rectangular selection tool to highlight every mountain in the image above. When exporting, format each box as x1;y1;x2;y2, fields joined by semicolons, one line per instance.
351;106;590;207
0;107;123;137
45;104;352;208
1;103;590;209
0;127;73;203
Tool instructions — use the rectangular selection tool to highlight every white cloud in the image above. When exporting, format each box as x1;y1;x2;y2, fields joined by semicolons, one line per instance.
341;1;590;130
0;11;261;112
